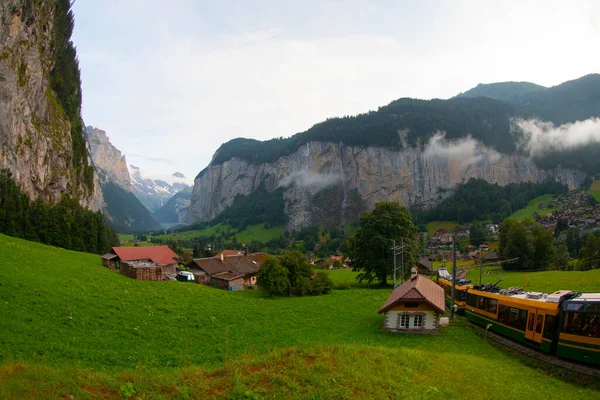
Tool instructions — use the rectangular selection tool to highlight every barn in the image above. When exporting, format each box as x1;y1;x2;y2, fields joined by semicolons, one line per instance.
101;246;179;279
379;275;446;334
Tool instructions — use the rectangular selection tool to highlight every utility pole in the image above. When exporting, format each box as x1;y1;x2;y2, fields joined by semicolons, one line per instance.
450;233;457;320
480;251;484;285
392;239;397;288
401;237;405;284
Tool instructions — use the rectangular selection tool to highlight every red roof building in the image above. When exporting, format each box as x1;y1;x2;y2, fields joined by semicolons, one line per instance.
107;246;179;266
379;275;445;334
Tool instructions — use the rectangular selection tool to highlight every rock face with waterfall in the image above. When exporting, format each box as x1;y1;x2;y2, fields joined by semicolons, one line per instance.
187;141;584;231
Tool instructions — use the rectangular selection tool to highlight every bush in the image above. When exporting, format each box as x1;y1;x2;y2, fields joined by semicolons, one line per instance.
310;271;335;295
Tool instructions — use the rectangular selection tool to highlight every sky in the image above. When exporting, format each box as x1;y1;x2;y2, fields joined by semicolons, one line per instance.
71;0;600;183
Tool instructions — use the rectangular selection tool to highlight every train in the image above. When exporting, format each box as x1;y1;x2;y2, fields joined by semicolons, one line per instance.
436;268;600;366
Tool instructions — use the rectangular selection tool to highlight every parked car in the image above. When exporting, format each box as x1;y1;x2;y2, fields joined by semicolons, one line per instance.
176;271;195;283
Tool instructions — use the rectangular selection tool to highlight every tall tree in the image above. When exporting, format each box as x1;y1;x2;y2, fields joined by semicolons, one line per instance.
469;222;486;247
257;256;290;296
350;202;419;285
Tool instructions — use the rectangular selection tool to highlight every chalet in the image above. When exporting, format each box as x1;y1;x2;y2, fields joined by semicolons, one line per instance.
416;257;434;275
379;275;445;334
101;246;179;278
188;251;266;288
484;251;499;262
211;272;245;291
467;250;481;260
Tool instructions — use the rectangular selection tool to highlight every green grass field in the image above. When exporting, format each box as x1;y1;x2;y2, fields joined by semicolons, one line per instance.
509;194;559;221
590;180;600;202
426;220;458;234
1;233;599;398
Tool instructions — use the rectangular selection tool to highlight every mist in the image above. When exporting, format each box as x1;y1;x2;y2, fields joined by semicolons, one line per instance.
514;117;600;157
423;132;486;166
282;170;341;192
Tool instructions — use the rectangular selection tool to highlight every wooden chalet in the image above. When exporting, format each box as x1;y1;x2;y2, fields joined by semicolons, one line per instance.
484;251;499;262
379;275;445;334
211;272;245;291
188;251;267;289
416;257;435;275
101;246;179;280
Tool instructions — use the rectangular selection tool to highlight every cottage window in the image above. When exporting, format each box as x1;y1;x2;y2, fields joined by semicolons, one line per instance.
399;314;409;328
413;314;423;328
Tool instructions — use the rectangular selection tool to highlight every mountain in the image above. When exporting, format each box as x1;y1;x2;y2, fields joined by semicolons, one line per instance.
152;186;193;225
84;126;160;233
456;81;546;102
0;0;101;210
129;166;190;212
187;74;600;230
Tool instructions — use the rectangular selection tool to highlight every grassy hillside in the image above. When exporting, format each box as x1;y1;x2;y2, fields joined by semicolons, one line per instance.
509;194;560;221
1;234;598;398
590;179;600;202
426;220;458;234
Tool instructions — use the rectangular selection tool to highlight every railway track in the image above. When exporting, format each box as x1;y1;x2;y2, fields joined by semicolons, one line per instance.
468;320;600;378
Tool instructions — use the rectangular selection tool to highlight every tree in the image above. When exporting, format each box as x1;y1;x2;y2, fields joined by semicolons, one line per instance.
350;202;419;285
310;271;334;295
469;222;486;247
257;256;290;296
281;250;313;296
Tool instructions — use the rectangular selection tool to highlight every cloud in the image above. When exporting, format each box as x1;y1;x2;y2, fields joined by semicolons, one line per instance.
514;117;600;157
423;132;484;166
129;166;193;186
281;170;341;192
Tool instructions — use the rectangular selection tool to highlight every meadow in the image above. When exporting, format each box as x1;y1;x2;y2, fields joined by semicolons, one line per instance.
590;179;600;202
509;194;560;221
1;233;599;399
426;220;458;234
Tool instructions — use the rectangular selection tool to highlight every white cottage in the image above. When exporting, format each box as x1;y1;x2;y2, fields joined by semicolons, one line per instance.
379;275;446;334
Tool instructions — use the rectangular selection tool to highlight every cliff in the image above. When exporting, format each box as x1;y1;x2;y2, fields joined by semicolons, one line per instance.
187;141;584;231
0;0;100;209
85;126;131;189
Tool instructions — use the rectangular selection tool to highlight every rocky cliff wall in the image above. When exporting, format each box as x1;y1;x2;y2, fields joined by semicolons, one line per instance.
0;1;101;210
187;141;584;230
85;126;131;189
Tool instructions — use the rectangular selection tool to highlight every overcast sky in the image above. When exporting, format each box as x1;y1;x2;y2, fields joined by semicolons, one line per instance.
72;0;600;183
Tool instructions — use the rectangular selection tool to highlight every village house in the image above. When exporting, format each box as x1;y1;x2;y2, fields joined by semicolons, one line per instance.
416;257;435;275
379;275;445;334
188;250;267;289
484;251;499;262
101;246;179;280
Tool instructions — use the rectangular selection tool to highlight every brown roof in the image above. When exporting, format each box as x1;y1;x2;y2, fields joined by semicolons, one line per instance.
101;253;118;260
378;275;445;314
215;250;244;258
212;271;245;281
111;246;178;265
189;252;266;277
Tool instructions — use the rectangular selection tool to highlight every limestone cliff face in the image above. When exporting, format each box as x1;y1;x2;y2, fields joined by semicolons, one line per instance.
0;1;100;209
85;126;131;190
187;141;584;230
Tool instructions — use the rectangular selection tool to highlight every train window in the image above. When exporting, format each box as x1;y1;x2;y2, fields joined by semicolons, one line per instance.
563;312;600;338
566;303;583;311
543;315;555;340
486;298;498;314
467;294;478;308
459;291;468;302
586;303;600;313
498;305;528;331
535;314;543;334
528;313;535;331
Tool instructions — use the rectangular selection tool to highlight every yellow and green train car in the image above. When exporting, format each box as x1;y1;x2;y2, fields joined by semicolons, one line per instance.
438;277;470;315
464;287;600;366
557;294;600;365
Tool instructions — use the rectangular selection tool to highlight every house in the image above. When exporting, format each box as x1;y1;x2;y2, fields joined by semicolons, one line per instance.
416;257;434;275
188;251;266;288
101;246;179;278
211;272;245;291
378;275;445;334
467;250;481;260
484;251;499;262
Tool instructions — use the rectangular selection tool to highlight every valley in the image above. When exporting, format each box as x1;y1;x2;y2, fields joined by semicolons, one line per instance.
1;233;598;398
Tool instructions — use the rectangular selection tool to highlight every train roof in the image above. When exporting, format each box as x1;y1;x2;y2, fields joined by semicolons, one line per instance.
569;293;600;302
